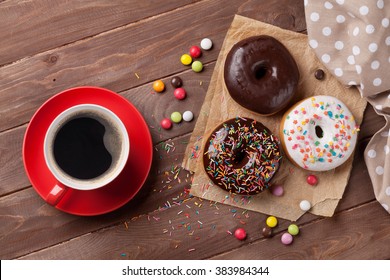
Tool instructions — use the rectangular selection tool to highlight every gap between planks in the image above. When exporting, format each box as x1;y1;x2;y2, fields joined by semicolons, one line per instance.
0;0;205;69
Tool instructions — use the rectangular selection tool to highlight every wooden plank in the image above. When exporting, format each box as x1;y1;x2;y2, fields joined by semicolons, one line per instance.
211;201;390;259
19;199;388;260
238;0;306;31
0;126;30;196
0;134;193;259
15;132;380;260
0;0;198;66
0;64;213;197
19;197;270;259
0;0;306;132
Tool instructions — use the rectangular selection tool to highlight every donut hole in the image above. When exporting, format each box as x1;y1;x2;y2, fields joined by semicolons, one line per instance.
252;62;269;80
315;125;324;138
232;148;246;164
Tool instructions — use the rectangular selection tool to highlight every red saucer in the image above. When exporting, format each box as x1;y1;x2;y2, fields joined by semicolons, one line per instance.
23;87;153;216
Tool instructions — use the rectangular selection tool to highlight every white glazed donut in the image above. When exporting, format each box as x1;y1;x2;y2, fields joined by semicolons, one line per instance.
280;96;359;171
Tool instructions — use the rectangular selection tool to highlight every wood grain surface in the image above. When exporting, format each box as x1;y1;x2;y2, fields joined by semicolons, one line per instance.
0;0;389;260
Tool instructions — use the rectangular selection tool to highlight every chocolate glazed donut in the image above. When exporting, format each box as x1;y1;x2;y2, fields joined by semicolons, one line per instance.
224;35;300;115
203;118;282;195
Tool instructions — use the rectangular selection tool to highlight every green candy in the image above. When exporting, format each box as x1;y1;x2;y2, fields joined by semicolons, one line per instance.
192;60;203;72
170;111;182;123
288;224;299;236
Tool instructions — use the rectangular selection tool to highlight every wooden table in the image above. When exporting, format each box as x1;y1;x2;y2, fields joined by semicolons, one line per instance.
1;0;389;260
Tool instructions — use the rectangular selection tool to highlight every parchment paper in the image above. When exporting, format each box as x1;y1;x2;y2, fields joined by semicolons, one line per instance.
182;15;367;221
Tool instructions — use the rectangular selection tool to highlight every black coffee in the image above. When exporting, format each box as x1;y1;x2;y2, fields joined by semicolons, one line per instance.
53;117;112;180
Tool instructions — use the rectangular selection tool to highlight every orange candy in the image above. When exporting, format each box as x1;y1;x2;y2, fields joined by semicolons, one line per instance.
153;80;165;93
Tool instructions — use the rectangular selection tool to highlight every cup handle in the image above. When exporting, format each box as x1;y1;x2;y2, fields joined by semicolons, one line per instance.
45;184;68;206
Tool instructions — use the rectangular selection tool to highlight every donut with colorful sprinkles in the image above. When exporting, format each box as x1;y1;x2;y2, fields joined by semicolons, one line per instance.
280;96;359;172
203;117;282;195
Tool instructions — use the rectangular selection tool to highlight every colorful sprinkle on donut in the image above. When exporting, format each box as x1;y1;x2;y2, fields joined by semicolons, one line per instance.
281;96;359;171
203;117;282;195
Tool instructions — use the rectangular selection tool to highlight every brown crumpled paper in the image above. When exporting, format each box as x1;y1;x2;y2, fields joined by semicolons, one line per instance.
182;15;366;221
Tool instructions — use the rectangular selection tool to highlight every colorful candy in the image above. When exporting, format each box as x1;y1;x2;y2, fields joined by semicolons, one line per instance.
192;61;203;72
200;38;213;50
300;200;311;211
281;232;294;245
170;111;182;123
234;228;247;240
174;88;186;100
160;118;172;130
183;111;194;122
171;76;183;88
262;226;273;238
288;224;299;236
153;80;165;93
189;46;202;58
307;175;318;186
180;54;192;65
270;184;284;196
266;216;278;228
315;69;325;80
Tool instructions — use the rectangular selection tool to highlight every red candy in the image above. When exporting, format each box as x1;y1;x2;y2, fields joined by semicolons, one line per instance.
189;46;202;58
307;174;318;186
234;228;247;240
173;88;186;100
160;118;172;130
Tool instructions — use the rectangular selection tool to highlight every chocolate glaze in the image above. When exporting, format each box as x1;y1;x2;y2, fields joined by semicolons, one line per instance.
203;118;281;195
224;35;299;115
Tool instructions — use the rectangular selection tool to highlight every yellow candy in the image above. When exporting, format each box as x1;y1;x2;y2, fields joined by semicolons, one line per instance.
266;216;278;228
180;54;192;65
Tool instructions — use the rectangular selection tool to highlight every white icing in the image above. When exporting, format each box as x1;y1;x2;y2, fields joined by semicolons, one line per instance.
282;96;358;171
